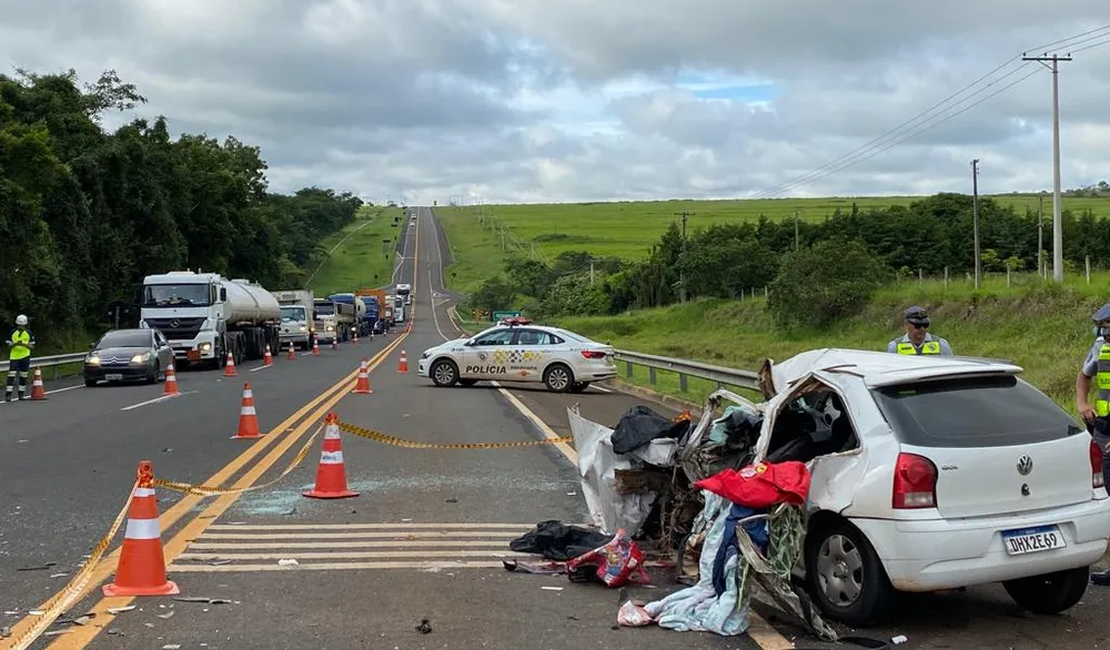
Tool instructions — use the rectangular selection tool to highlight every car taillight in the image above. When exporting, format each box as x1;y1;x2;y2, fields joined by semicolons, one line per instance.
1091;440;1105;489
580;350;607;359
892;452;938;509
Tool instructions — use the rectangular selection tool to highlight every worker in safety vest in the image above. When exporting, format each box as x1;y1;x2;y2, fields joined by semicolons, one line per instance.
5;314;36;401
885;306;953;356
1079;303;1110;526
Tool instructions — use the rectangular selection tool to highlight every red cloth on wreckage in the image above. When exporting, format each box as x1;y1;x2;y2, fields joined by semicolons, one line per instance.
694;460;811;508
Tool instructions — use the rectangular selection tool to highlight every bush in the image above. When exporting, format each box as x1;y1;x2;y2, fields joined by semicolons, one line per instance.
468;275;516;312
768;238;890;328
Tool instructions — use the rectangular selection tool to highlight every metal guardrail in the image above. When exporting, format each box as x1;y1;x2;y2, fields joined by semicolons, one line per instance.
0;352;87;377
612;349;761;393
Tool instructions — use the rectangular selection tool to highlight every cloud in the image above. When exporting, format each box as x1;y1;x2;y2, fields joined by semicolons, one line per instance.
1;0;1109;204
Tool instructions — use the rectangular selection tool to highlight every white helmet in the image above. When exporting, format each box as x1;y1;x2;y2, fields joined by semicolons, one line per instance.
15;315;28;326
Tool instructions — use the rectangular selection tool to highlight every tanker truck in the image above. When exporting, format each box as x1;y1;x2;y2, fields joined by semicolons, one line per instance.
313;297;355;344
139;271;281;370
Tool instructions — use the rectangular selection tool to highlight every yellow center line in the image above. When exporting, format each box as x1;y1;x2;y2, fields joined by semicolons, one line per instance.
45;332;409;650
41;211;425;650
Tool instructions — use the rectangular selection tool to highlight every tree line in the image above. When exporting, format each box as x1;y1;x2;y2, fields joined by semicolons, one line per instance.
467;192;1110;327
0;69;364;344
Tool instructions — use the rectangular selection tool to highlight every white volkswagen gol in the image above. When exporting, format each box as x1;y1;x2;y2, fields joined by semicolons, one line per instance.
692;349;1110;625
418;322;617;392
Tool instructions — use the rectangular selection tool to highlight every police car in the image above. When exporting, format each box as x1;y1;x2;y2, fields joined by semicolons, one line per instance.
417;319;617;392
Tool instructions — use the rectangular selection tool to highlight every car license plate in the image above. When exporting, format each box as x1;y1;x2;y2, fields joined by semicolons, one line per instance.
105;373;123;381
1002;525;1066;556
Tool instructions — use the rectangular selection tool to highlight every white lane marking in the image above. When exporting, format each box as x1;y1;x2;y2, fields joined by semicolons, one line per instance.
120;391;195;411
249;364;274;373
589;384;612;393
491;381;578;464
45;385;84;395
429;267;449;342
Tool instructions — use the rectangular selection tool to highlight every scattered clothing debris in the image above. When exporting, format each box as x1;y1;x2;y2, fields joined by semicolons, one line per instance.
610;405;691;454
510;521;611;562
616;601;653;627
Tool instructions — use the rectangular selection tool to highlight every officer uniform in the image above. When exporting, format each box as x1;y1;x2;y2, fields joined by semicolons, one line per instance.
5;315;36;401
885;306;954;356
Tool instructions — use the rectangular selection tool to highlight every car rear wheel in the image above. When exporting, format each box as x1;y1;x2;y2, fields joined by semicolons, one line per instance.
805;518;893;627
431;359;459;387
543;364;573;393
1003;567;1089;614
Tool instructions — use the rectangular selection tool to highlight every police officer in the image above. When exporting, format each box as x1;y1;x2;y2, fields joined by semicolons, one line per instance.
886;306;954;356
1077;303;1110;445
5;314;36;402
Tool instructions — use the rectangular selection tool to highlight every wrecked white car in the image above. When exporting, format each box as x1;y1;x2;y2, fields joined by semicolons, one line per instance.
569;348;1110;627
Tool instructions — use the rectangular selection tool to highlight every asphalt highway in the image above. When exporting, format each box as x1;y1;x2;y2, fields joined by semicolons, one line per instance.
2;208;1110;650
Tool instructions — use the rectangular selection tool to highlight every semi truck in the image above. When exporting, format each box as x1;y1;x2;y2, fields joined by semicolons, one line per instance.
140;271;280;369
396;283;412;305
313;297;355;344
272;290;315;351
355;288;388;334
328;293;368;338
389;294;405;323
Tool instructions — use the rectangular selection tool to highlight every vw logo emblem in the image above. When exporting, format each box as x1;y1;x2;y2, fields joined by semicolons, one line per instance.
1017;455;1033;476
170;319;180;328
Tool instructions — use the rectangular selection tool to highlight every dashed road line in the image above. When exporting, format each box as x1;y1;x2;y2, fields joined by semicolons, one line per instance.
120;390;197;411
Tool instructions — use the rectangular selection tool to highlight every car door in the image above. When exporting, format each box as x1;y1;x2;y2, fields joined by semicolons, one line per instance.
511;329;558;381
461;329;517;380
153;330;173;369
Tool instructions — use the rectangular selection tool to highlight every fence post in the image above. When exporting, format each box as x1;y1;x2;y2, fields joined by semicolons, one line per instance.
679;373;688;392
648;366;657;386
625;361;633;379
918;268;923;288
1007;267;1011;287
944;266;949;289
1087;255;1092;284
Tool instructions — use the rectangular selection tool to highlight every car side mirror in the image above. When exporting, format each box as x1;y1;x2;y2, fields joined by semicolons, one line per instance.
89;342;96;349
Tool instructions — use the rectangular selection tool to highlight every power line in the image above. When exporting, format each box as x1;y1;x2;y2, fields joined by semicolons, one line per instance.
751;24;1110;198
753;64;1043;198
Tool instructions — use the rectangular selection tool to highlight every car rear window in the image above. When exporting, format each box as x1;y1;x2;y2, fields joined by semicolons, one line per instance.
872;375;1084;448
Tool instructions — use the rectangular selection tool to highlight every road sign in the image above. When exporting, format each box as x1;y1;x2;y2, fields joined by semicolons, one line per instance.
492;311;521;321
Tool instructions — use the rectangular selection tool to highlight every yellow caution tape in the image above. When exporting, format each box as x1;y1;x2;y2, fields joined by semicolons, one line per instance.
337;421;575;449
154;423;324;496
2;481;136;650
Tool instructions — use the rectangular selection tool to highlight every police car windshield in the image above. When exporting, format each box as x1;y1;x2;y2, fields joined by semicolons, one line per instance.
143;284;211;307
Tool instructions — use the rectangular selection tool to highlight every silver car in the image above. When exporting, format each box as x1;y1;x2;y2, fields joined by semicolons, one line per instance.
418;323;617;392
84;328;175;387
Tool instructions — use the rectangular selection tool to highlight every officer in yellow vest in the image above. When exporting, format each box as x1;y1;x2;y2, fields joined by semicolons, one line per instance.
885;306;953;356
5;314;36;402
1078;303;1110;498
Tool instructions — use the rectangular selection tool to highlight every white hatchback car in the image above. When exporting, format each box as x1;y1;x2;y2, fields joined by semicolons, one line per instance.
418;322;617;392
703;348;1110;625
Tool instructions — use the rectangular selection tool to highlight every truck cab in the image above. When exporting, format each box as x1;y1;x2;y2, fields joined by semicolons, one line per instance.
279;305;313;350
397;283;412;305
140;271;279;369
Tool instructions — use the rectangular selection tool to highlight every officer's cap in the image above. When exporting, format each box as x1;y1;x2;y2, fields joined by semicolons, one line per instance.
903;306;930;326
1093;302;1110;324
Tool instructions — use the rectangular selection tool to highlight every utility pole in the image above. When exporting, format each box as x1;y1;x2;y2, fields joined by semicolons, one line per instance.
1038;193;1045;278
971;159;981;289
675;212;694;303
589;260;595;286
1023;52;1072;282
793;211;800;251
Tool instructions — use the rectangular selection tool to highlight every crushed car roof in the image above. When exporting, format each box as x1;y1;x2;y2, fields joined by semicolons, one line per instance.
761;348;1023;393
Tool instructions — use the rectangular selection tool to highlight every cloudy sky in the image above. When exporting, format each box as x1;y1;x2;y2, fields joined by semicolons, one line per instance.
2;1;1109;204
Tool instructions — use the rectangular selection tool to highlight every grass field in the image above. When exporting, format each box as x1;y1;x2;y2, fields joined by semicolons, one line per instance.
436;193;1110;289
306;205;402;295
434;195;1110;413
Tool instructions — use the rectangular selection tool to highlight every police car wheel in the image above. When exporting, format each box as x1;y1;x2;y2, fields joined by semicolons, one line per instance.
543;364;573;393
430;359;459;387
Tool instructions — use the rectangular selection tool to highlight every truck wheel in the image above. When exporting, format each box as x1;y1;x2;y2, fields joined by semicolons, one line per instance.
431;359;459;387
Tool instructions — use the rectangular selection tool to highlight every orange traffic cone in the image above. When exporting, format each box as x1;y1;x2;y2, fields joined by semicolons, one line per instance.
352;360;373;394
223;351;238;377
162;364;180;397
231;382;262;439
103;461;179;597
398;349;409;373
312;340;320;356
263;345;273;367
287;342;296;361
303;414;358;499
29;368;47;400
353;332;359;347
